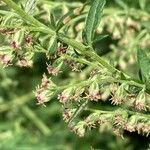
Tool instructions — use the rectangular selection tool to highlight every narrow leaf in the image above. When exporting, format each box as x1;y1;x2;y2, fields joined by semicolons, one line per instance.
47;35;58;55
49;11;56;30
84;0;106;44
25;0;36;15
139;0;147;10
137;49;150;82
92;34;108;44
114;0;128;9
56;6;84;31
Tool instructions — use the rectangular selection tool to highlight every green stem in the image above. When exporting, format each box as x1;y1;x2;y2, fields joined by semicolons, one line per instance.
68;100;89;124
61;54;100;69
88;108;150;118
1;0;146;91
53;77;144;92
2;0;55;35
22;105;51;136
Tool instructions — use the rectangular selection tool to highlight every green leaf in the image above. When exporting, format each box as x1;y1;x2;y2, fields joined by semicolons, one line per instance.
142;21;150;32
114;0;128;9
25;0;36;15
83;0;106;44
139;0;147;10
137;49;150;82
92;34;108;44
47;35;58;55
56;3;86;31
49;11;56;30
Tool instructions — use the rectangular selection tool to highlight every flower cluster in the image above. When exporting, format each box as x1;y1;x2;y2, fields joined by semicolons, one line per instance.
0;29;34;68
35;74;56;106
69;109;150;137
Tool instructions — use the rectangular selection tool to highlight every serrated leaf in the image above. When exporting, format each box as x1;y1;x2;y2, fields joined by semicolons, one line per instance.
137;49;150;82
83;0;106;44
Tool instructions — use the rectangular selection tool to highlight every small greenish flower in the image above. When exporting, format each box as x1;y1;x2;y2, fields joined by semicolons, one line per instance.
58;87;73;104
124;115;137;132
134;89;146;111
73;121;86;137
111;83;128;105
88;81;101;101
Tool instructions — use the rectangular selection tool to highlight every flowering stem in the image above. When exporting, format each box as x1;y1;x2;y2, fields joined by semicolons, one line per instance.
68;100;88;124
61;54;100;69
2;0;55;35
1;0;147;91
52;77;144;93
87;108;150;118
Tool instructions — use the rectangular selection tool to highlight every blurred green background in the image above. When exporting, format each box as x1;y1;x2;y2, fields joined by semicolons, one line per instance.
0;0;150;149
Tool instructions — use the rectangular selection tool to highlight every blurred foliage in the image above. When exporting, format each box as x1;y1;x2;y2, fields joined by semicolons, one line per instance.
0;0;150;150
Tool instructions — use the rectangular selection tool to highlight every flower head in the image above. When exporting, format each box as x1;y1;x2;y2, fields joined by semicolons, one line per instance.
134;89;147;111
88;81;101;101
35;86;47;106
0;54;13;67
111;83;128;105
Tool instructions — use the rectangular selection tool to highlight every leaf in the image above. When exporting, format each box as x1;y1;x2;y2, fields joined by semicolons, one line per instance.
47;35;58;55
142;21;150;32
139;0;147;10
56;10;74;31
49;11;56;30
83;0;106;44
114;0;128;9
25;0;36;15
56;3;86;31
137;49;150;82
92;34;108;44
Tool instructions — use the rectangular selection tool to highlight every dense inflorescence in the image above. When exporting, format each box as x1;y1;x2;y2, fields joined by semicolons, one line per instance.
0;0;150;140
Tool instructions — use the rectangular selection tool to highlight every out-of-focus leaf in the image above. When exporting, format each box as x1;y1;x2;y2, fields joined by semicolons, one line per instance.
114;0;128;9
139;0;147;10
83;0;106;45
142;21;150;32
137;49;150;82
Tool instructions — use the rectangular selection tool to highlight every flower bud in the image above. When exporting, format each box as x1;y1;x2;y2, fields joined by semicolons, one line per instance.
62;108;76;122
143;121;150;136
58;87;73;104
72;87;85;101
124;115;137;132
0;54;13;67
113;110;128;127
47;60;63;76
35;86;49;106
134;89;146;111
17;58;32;67
73;121;86;137
111;83;128;105
85;112;100;128
88;81;101;101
